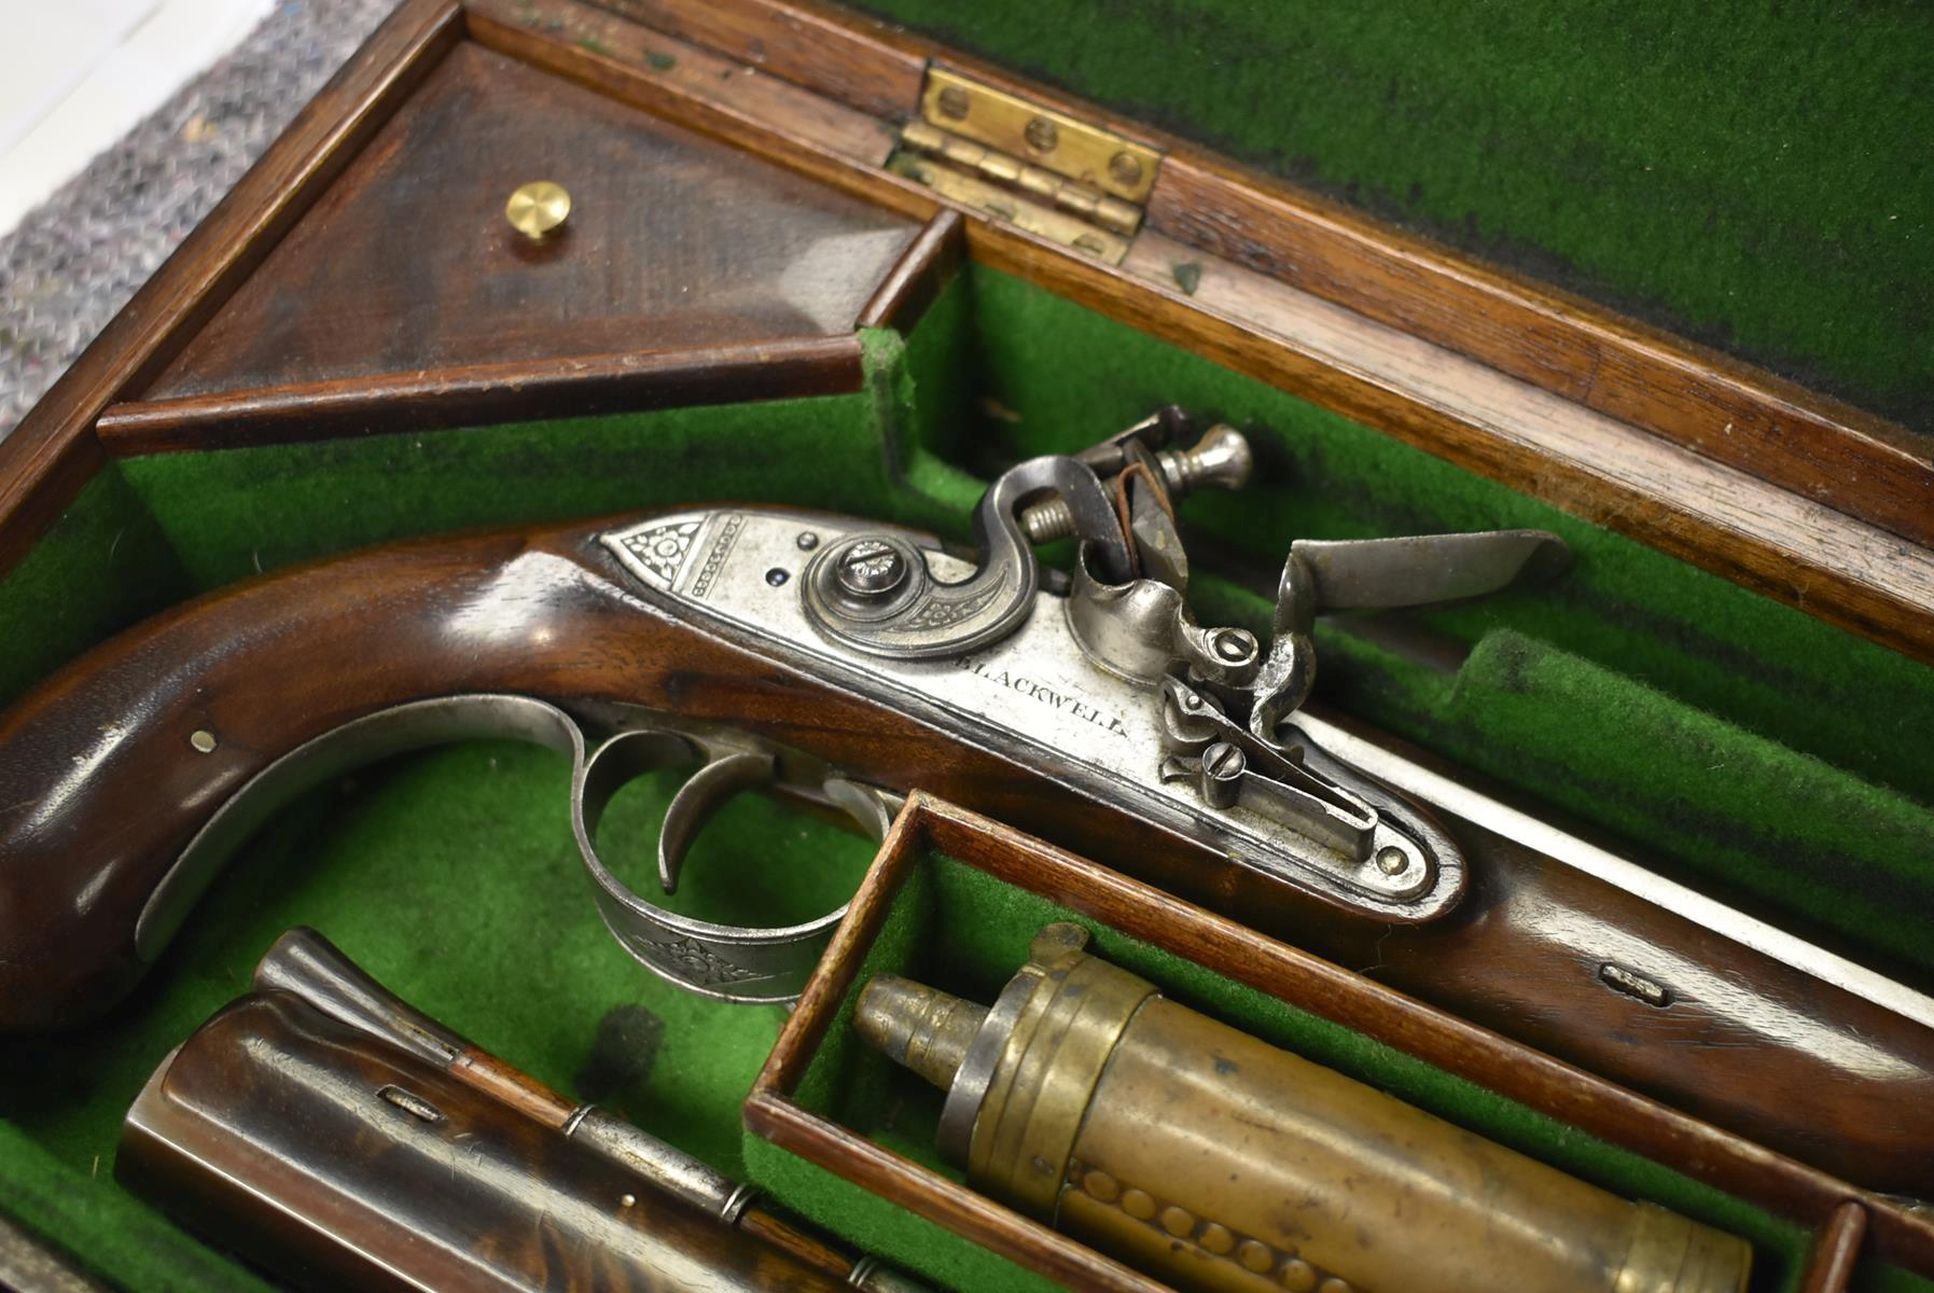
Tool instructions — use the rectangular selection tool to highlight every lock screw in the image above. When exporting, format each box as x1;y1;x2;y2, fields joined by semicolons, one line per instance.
835;540;909;600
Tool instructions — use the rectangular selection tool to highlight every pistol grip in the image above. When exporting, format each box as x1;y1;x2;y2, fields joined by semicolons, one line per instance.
0;519;661;1034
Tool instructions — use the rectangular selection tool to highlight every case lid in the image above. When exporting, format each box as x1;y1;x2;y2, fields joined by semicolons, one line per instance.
843;0;1932;436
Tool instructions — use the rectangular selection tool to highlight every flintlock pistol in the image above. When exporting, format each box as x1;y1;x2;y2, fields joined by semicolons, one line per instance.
2;409;1931;1191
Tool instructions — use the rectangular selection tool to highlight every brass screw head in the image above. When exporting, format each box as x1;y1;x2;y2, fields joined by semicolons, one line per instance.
1108;150;1144;188
505;180;571;240
1023;115;1059;153
937;85;971;119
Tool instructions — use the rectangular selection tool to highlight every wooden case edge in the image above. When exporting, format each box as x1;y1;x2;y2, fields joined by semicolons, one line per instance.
745;793;1934;1291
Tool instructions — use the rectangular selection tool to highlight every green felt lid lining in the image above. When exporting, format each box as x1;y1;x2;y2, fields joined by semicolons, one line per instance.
842;0;1934;431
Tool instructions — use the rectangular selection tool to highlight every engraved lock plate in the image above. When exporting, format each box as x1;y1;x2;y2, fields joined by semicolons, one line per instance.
603;509;1464;921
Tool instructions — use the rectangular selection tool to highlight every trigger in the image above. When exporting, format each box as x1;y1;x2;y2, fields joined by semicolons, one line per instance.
658;751;776;894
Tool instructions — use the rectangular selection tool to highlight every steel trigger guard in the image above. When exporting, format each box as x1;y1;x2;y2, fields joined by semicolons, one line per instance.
142;692;897;1010
572;726;898;1006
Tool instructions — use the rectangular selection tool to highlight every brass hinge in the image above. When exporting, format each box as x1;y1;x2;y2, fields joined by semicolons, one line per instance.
892;67;1162;264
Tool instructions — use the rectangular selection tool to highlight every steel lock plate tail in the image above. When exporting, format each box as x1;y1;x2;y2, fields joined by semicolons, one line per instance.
602;508;1465;921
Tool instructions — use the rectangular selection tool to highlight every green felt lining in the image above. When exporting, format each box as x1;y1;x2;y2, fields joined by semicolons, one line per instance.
113;391;897;593
0;261;1930;1289
947;265;1934;975
0;466;192;710
1442;629;1934;960
0;743;854;1287
0;1121;270;1293
846;0;1934;430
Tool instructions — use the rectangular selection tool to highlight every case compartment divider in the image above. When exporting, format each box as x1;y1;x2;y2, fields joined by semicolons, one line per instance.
1802;1203;1871;1293
745;793;1934;1289
95;336;869;455
857;211;967;333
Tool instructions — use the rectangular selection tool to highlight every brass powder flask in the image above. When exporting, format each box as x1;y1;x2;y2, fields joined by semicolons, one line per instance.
855;923;1750;1293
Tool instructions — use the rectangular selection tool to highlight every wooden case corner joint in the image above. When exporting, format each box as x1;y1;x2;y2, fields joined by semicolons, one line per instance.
891;65;1161;265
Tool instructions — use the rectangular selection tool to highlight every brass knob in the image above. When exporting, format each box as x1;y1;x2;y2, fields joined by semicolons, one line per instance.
505;180;571;240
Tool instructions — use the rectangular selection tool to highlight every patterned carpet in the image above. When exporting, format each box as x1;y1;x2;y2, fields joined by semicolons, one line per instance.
0;0;401;439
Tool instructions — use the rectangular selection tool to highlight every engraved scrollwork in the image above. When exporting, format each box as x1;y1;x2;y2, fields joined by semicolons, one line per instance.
690;514;745;599
627;932;766;988
618;520;704;588
900;571;1008;631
